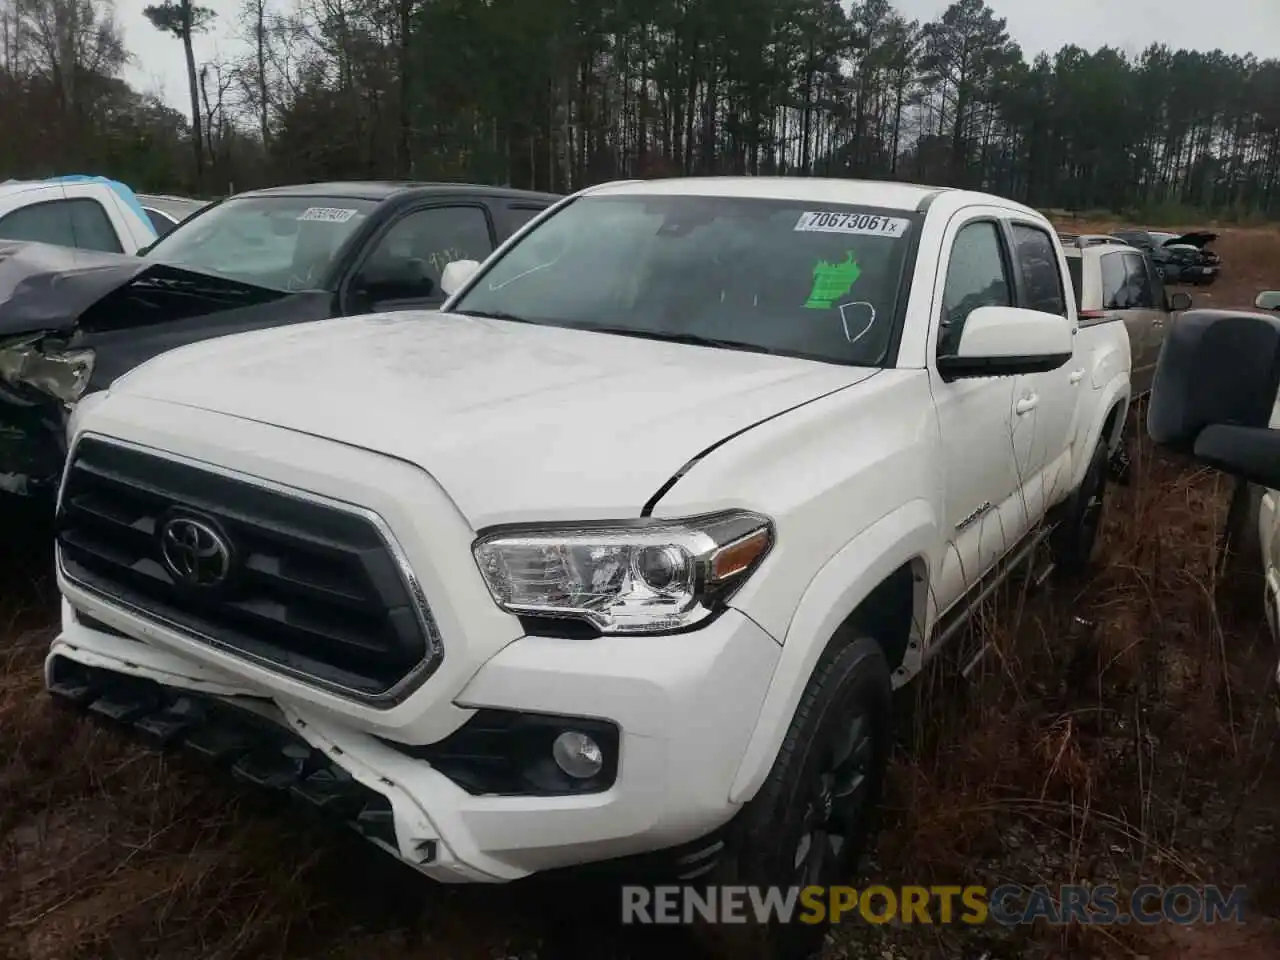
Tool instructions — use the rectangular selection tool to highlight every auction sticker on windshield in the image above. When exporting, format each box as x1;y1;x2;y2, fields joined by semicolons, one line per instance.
297;207;358;223
794;212;910;237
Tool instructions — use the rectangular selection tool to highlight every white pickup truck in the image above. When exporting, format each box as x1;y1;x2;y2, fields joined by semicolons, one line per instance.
46;177;1131;957
0;176;157;254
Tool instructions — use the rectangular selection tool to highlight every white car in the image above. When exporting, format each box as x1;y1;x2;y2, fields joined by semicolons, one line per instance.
0;176;156;254
45;177;1132;957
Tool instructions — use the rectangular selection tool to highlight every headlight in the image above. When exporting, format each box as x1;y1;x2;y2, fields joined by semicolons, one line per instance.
0;339;95;404
473;510;774;634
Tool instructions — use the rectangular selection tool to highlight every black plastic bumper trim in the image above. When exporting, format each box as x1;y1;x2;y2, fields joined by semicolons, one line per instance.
47;654;407;855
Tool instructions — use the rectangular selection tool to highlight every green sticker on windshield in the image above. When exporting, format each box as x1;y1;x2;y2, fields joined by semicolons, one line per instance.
805;252;860;309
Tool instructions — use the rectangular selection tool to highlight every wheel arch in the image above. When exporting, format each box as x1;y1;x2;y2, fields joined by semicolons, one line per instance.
1068;377;1130;494
727;499;936;804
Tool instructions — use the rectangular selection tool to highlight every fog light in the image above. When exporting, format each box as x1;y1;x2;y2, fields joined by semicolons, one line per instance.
551;730;604;779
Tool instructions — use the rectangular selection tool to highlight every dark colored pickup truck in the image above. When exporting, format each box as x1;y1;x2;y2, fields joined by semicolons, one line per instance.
0;181;560;497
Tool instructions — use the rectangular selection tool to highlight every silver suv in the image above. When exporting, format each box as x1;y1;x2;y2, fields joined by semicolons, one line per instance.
1060;234;1192;396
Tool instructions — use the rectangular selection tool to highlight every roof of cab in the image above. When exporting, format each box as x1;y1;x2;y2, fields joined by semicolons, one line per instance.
232;181;562;204
581;176;955;211
581;176;1053;220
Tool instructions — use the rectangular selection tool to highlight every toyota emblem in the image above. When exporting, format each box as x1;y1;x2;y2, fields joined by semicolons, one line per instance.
159;515;233;588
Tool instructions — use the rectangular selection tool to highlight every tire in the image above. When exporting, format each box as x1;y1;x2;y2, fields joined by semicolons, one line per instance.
697;634;893;960
1053;439;1109;578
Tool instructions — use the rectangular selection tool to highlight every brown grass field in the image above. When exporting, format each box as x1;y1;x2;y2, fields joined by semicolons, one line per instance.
3;224;1280;959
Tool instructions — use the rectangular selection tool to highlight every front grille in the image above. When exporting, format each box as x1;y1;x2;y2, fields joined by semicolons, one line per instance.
56;436;442;703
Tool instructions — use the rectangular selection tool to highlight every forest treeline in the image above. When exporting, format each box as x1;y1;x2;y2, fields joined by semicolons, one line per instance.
3;0;1280;220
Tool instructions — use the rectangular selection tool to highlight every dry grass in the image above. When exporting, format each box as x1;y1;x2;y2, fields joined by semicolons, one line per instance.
3;230;1280;958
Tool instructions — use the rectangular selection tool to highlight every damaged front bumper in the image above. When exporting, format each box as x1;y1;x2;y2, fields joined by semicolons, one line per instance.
47;595;780;884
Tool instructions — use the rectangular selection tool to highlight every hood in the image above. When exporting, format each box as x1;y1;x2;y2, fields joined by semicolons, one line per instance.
108;311;875;527
0;240;292;340
1162;231;1217;248
0;241;149;336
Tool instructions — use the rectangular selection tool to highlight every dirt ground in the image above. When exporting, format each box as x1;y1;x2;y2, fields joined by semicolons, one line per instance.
2;224;1280;959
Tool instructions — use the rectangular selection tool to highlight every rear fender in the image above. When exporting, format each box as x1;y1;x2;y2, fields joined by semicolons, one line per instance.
1066;324;1131;491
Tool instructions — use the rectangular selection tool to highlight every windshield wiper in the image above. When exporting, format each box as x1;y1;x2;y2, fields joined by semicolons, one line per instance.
562;323;778;354
452;308;538;325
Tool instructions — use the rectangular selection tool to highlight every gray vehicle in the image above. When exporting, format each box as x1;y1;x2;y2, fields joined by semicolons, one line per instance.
1060;234;1191;397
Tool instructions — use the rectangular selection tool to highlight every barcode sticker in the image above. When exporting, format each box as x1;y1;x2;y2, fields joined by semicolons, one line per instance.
297;206;358;223
794;212;910;237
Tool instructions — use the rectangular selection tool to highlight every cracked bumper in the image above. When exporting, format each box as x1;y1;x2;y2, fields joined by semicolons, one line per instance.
46;599;782;882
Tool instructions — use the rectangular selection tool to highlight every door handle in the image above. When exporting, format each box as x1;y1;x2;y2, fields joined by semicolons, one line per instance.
1015;394;1039;415
1152;317;1165;327
1069;368;1085;385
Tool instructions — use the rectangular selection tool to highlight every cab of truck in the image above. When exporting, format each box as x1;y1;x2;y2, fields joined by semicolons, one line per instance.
0;176;157;255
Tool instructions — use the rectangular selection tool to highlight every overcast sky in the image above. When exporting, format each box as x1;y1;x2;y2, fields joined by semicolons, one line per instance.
116;0;1280;111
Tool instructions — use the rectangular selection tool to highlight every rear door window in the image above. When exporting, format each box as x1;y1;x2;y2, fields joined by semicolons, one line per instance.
1010;223;1067;317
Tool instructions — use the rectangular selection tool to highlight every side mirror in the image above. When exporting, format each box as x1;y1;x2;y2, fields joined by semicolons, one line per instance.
354;258;435;303
1168;291;1192;312
1255;291;1280;311
440;259;481;297
936;306;1074;380
1148;308;1280;489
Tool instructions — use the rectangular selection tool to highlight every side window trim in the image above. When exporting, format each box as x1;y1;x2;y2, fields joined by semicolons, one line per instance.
936;214;1016;359
341;199;498;310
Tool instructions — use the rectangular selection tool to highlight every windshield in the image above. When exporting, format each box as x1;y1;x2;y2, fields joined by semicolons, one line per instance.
144;195;376;290
450;194;918;366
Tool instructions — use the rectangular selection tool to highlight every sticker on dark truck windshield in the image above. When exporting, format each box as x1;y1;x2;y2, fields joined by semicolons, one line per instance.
297;206;358;223
794;211;910;237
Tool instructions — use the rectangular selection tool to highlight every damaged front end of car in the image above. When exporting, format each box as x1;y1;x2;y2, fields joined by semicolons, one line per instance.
0;332;98;497
0;241;136;496
0;239;328;499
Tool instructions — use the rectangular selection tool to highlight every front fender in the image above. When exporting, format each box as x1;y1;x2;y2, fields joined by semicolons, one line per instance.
727;498;937;804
